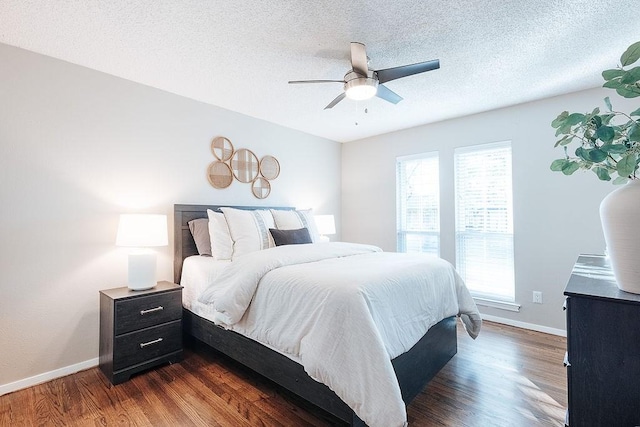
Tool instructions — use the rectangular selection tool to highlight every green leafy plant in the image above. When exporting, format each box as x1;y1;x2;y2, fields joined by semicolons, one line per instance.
551;41;640;184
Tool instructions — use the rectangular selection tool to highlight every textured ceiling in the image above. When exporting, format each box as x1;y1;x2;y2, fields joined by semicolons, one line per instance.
1;1;638;142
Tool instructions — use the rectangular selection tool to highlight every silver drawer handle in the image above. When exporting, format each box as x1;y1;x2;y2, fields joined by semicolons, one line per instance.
563;352;571;367
140;306;163;315
562;299;567;311
140;338;163;348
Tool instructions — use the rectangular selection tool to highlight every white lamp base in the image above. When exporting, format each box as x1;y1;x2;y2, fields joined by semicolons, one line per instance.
128;252;157;291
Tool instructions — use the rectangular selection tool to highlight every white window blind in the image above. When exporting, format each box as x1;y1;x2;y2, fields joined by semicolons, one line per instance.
454;142;515;301
396;152;440;255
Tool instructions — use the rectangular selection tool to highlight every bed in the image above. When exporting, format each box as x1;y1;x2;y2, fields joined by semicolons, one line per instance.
174;204;480;427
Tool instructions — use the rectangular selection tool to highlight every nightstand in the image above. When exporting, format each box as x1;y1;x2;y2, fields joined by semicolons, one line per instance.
99;281;183;385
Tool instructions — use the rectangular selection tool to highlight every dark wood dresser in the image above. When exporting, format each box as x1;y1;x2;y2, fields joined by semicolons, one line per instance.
99;281;183;384
564;255;640;426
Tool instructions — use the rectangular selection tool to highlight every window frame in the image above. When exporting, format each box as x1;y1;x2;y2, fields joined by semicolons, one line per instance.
454;141;515;302
396;151;440;256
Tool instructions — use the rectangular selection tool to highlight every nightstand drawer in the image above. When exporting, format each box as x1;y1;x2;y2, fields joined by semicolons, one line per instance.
115;291;182;335
113;320;182;371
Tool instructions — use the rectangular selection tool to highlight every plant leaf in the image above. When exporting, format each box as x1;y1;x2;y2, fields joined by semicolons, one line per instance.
631;107;640;117
601;113;615;125
617;154;637;177
575;147;589;161
594;167;611;181
616;85;640;98
604;97;613;112
596;125;615;143
551;111;569;128
602;144;628;154
589;149;608;162
621;41;640;67
555;121;574;136
566;113;585;125
591;115;603;128
628;123;640;142
562;161;580;175
620;66;640;84
613;176;629;185
550;159;567;171
604;79;621;89
554;135;573;147
602;69;625;80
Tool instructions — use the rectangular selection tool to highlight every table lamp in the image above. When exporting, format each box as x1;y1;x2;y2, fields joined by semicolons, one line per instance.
314;215;336;243
116;214;168;290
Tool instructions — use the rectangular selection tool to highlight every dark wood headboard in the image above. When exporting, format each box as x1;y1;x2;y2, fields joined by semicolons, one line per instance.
173;204;294;283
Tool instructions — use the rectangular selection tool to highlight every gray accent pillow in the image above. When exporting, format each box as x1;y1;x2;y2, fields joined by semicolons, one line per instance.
188;218;212;256
269;228;312;246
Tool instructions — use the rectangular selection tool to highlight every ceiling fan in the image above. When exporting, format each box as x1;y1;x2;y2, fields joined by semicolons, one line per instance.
289;42;440;110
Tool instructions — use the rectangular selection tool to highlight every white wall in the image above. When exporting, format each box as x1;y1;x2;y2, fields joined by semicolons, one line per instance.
342;87;637;331
0;43;341;389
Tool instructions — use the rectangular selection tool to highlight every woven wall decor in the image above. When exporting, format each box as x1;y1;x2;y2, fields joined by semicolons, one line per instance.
252;177;271;199
206;136;280;199
231;148;259;183
207;161;233;189
212;136;234;161
260;155;280;180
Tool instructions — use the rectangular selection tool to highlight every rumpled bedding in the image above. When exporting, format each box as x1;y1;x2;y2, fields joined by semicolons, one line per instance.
197;242;481;427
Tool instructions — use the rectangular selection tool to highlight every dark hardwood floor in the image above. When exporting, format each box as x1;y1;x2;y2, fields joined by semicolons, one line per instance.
0;321;567;426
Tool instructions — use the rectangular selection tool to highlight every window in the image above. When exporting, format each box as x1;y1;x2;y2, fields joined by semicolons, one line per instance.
454;142;514;301
396;152;440;255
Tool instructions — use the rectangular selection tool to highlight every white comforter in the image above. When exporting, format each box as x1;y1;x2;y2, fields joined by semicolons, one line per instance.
198;242;481;427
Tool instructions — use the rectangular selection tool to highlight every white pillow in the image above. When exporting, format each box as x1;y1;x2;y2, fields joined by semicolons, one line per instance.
270;209;320;243
206;209;233;261
220;207;276;259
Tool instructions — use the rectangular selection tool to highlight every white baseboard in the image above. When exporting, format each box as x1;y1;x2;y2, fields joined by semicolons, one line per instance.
0;357;99;397
481;313;567;337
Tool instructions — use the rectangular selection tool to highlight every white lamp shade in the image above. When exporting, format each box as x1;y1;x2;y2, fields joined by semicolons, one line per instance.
116;214;168;247
315;215;336;235
116;214;167;291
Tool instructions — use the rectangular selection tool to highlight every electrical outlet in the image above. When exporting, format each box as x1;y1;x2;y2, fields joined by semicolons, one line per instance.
533;291;543;304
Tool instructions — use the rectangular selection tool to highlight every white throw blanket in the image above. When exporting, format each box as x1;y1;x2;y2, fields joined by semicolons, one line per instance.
198;242;481;427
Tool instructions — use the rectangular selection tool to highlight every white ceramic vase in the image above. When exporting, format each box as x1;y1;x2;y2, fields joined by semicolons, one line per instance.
600;179;640;294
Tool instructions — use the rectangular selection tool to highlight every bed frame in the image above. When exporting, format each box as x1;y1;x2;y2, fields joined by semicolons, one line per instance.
174;204;457;426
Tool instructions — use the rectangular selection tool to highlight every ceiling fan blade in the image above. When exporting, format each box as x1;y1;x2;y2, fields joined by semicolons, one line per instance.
324;92;346;110
376;84;403;104
350;42;369;77
288;79;345;84
376;59;440;84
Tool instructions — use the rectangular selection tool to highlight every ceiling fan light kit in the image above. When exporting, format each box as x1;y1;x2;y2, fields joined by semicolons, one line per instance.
344;72;378;100
289;42;440;110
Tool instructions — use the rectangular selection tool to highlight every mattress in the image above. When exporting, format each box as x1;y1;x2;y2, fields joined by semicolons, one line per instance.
180;255;230;322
